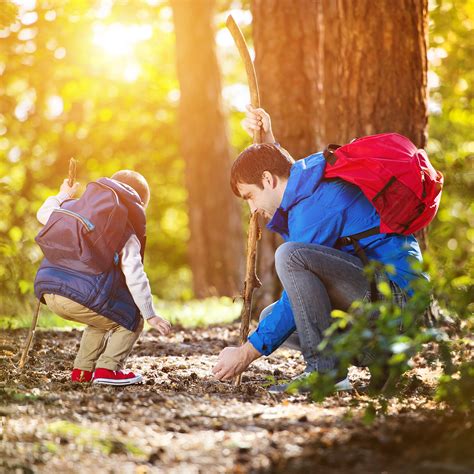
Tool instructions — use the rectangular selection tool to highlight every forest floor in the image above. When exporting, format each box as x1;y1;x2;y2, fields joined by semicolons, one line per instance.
0;323;472;474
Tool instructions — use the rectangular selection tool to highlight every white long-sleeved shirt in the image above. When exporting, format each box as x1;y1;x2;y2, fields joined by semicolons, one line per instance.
36;192;156;319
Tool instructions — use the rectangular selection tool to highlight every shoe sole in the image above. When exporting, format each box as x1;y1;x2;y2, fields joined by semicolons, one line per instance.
92;375;143;386
268;385;289;394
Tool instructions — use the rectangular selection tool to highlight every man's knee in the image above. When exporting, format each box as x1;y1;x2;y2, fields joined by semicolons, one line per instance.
274;242;302;276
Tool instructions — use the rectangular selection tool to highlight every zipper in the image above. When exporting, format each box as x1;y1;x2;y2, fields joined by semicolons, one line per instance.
53;208;95;232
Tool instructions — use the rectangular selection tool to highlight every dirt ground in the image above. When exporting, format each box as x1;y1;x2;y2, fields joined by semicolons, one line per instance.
0;324;472;474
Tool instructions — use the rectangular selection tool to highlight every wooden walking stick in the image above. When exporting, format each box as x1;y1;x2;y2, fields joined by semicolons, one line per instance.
234;211;262;385
226;15;263;385
18;157;77;369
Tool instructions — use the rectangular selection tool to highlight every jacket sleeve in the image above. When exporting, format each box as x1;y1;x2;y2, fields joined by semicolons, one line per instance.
248;290;296;356
36;192;70;225
120;234;157;319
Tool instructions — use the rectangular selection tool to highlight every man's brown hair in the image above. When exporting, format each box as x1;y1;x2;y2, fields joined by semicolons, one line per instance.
111;170;150;206
230;143;294;197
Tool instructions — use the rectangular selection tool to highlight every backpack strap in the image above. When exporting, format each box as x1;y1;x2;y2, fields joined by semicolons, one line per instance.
323;143;341;165
335;226;381;302
323;138;359;166
335;226;381;249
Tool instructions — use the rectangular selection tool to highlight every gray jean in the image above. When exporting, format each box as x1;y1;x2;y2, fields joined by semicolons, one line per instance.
259;241;405;373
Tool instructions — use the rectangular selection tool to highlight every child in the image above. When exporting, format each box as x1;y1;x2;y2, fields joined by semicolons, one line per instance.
34;170;171;386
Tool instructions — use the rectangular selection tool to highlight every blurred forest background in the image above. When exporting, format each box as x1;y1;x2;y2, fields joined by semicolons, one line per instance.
0;0;472;326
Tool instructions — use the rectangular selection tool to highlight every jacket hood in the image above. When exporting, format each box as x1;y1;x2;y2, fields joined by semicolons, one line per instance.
279;152;326;212
267;152;326;236
97;177;146;244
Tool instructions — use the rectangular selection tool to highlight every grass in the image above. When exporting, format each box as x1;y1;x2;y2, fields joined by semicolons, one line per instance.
0;308;83;330
155;296;241;328
0;296;242;330
47;420;146;456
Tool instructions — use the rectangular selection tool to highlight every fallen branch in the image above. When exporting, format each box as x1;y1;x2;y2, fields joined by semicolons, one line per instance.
18;299;41;369
68;157;77;187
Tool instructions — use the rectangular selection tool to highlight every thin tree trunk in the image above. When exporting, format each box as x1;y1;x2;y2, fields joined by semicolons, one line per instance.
172;0;243;297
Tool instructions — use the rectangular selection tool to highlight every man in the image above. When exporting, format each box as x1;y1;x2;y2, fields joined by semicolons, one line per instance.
212;105;425;391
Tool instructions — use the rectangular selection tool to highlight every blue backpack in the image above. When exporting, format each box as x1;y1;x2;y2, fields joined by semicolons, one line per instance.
35;178;135;275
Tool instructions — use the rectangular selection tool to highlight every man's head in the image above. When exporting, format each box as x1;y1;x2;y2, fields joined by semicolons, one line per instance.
230;143;294;220
111;170;150;208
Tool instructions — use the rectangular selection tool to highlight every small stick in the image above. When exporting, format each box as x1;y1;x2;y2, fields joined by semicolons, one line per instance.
18;299;41;369
68;157;77;187
18;157;77;369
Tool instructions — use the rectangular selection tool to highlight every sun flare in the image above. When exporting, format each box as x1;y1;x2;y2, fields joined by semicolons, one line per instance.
92;22;152;57
91;22;152;81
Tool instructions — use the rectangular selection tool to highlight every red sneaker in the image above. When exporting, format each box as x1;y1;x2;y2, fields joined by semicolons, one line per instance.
71;369;93;383
92;368;143;386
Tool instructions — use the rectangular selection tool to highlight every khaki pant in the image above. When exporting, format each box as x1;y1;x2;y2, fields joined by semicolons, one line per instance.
44;294;144;371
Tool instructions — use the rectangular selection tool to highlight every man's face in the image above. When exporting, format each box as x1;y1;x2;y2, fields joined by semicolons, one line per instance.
237;176;281;220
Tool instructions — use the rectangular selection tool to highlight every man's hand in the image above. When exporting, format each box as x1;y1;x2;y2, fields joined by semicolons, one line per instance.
212;341;261;381
242;104;276;144
59;178;80;198
147;315;172;336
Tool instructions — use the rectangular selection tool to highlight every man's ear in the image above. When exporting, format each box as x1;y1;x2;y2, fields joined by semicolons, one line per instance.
262;171;276;188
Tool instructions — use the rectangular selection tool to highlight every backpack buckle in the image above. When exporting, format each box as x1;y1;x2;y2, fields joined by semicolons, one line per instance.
335;236;352;248
340;237;352;247
323;144;341;166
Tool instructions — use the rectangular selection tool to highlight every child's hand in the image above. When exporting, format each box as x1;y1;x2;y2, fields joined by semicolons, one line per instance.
59;178;80;198
147;315;172;336
242;104;275;144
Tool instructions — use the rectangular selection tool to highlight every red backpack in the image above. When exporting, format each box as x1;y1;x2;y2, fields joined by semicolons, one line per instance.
323;133;444;235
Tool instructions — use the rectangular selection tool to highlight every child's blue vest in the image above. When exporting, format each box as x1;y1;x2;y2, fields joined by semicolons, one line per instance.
34;178;147;331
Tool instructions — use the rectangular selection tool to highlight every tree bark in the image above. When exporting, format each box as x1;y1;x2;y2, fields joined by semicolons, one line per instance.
172;0;243;297
323;0;428;148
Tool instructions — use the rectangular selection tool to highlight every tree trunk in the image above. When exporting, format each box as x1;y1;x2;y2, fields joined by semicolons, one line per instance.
323;0;428;148
250;0;429;308
172;0;243;297
251;0;324;312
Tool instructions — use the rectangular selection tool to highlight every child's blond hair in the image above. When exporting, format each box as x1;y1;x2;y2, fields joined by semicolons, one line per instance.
111;170;150;207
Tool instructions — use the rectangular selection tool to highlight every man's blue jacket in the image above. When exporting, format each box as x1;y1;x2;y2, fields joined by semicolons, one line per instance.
248;152;425;356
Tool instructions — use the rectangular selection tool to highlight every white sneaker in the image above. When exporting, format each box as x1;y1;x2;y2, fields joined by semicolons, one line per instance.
268;372;353;394
334;376;353;391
